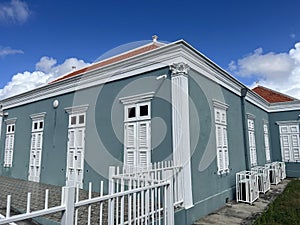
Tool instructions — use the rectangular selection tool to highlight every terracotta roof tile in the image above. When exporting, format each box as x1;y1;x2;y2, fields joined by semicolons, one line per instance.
50;43;160;83
252;85;297;103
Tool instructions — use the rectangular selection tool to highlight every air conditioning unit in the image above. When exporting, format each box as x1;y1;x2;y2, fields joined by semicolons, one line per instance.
278;161;286;180
265;162;280;185
236;170;259;204
251;166;270;194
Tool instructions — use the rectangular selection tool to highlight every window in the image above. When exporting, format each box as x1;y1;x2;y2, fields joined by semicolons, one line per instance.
65;105;88;188
263;122;271;162
278;122;300;162
28;113;46;182
213;100;229;174
4;118;17;168
247;115;257;167
120;92;154;168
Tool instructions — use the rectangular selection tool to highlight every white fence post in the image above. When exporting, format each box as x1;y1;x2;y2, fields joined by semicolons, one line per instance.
108;166;115;225
61;186;75;225
164;170;175;225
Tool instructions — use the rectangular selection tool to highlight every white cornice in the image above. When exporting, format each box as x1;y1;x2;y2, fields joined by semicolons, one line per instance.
119;92;155;104
30;112;46;120
65;105;89;114
0;40;299;114
276;120;300;125
5;118;17;124
212;99;229;110
246;113;256;120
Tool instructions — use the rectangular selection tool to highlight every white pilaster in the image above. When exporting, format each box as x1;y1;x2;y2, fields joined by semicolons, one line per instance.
170;62;193;209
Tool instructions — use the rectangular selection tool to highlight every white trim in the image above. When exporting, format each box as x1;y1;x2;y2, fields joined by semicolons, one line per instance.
171;62;193;209
263;122;271;162
246;113;256;120
0;40;299;114
213;101;230;174
5;118;17;124
212;99;229;111
65;105;89;114
30;112;46;120
276;120;300;125
119;92;155;105
278;122;300;162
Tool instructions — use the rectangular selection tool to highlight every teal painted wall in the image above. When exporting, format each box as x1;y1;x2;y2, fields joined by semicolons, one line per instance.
186;70;246;224
244;100;270;167
0;67;174;192
269;110;300;177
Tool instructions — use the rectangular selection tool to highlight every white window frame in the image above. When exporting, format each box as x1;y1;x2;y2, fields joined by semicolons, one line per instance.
65;105;88;188
120;92;154;168
277;121;300;162
213;100;229;175
263;120;271;162
247;114;257;167
4;118;17;168
28;112;46;182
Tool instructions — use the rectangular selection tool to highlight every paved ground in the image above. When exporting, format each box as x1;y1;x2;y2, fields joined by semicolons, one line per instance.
0;176;107;225
193;179;290;225
0;176;290;225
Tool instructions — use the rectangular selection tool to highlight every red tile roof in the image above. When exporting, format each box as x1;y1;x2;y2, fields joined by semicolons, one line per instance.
50;43;160;83
252;85;297;103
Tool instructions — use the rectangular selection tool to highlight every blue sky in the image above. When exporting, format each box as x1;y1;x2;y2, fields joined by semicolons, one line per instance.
1;0;300;99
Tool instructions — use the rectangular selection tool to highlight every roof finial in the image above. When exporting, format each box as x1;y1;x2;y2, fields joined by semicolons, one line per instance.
255;80;259;87
152;35;158;43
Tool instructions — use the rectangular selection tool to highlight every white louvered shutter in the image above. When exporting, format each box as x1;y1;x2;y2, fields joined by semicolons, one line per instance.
68;130;75;170
125;123;136;166
138;121;150;166
264;124;271;162
76;129;85;170
216;125;223;172
291;134;300;160
4;134;14;166
223;126;229;171
35;133;43;167
281;135;290;161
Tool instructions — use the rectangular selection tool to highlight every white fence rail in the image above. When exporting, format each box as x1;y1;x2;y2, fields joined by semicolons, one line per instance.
0;176;174;225
118;160;184;207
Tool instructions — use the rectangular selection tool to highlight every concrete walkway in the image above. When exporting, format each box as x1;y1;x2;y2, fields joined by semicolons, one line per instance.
193;179;290;225
0;176;290;225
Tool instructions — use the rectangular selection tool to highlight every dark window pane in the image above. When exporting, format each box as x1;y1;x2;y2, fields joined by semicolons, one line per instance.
8;126;11;132
34;122;38;130
71;116;76;125
39;121;43;129
128;107;136;118
79;115;85;124
140;105;148;116
12;125;14;132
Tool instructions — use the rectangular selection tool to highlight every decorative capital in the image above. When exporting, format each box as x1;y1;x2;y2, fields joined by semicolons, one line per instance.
170;62;190;76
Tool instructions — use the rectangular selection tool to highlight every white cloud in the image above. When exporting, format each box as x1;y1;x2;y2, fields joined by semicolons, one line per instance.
229;42;300;99
0;57;90;99
0;0;30;24
0;46;24;57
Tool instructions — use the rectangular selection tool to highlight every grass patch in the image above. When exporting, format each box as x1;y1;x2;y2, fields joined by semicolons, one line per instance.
252;179;300;225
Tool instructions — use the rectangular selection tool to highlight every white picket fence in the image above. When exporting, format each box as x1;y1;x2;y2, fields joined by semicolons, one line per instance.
120;160;184;207
0;171;175;225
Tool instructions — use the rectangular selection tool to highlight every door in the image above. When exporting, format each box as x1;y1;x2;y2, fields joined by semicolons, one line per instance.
28;132;43;182
279;125;300;162
66;127;85;188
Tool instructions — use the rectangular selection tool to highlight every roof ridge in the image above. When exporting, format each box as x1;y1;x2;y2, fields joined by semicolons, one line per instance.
252;85;297;103
255;85;297;100
50;40;166;84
